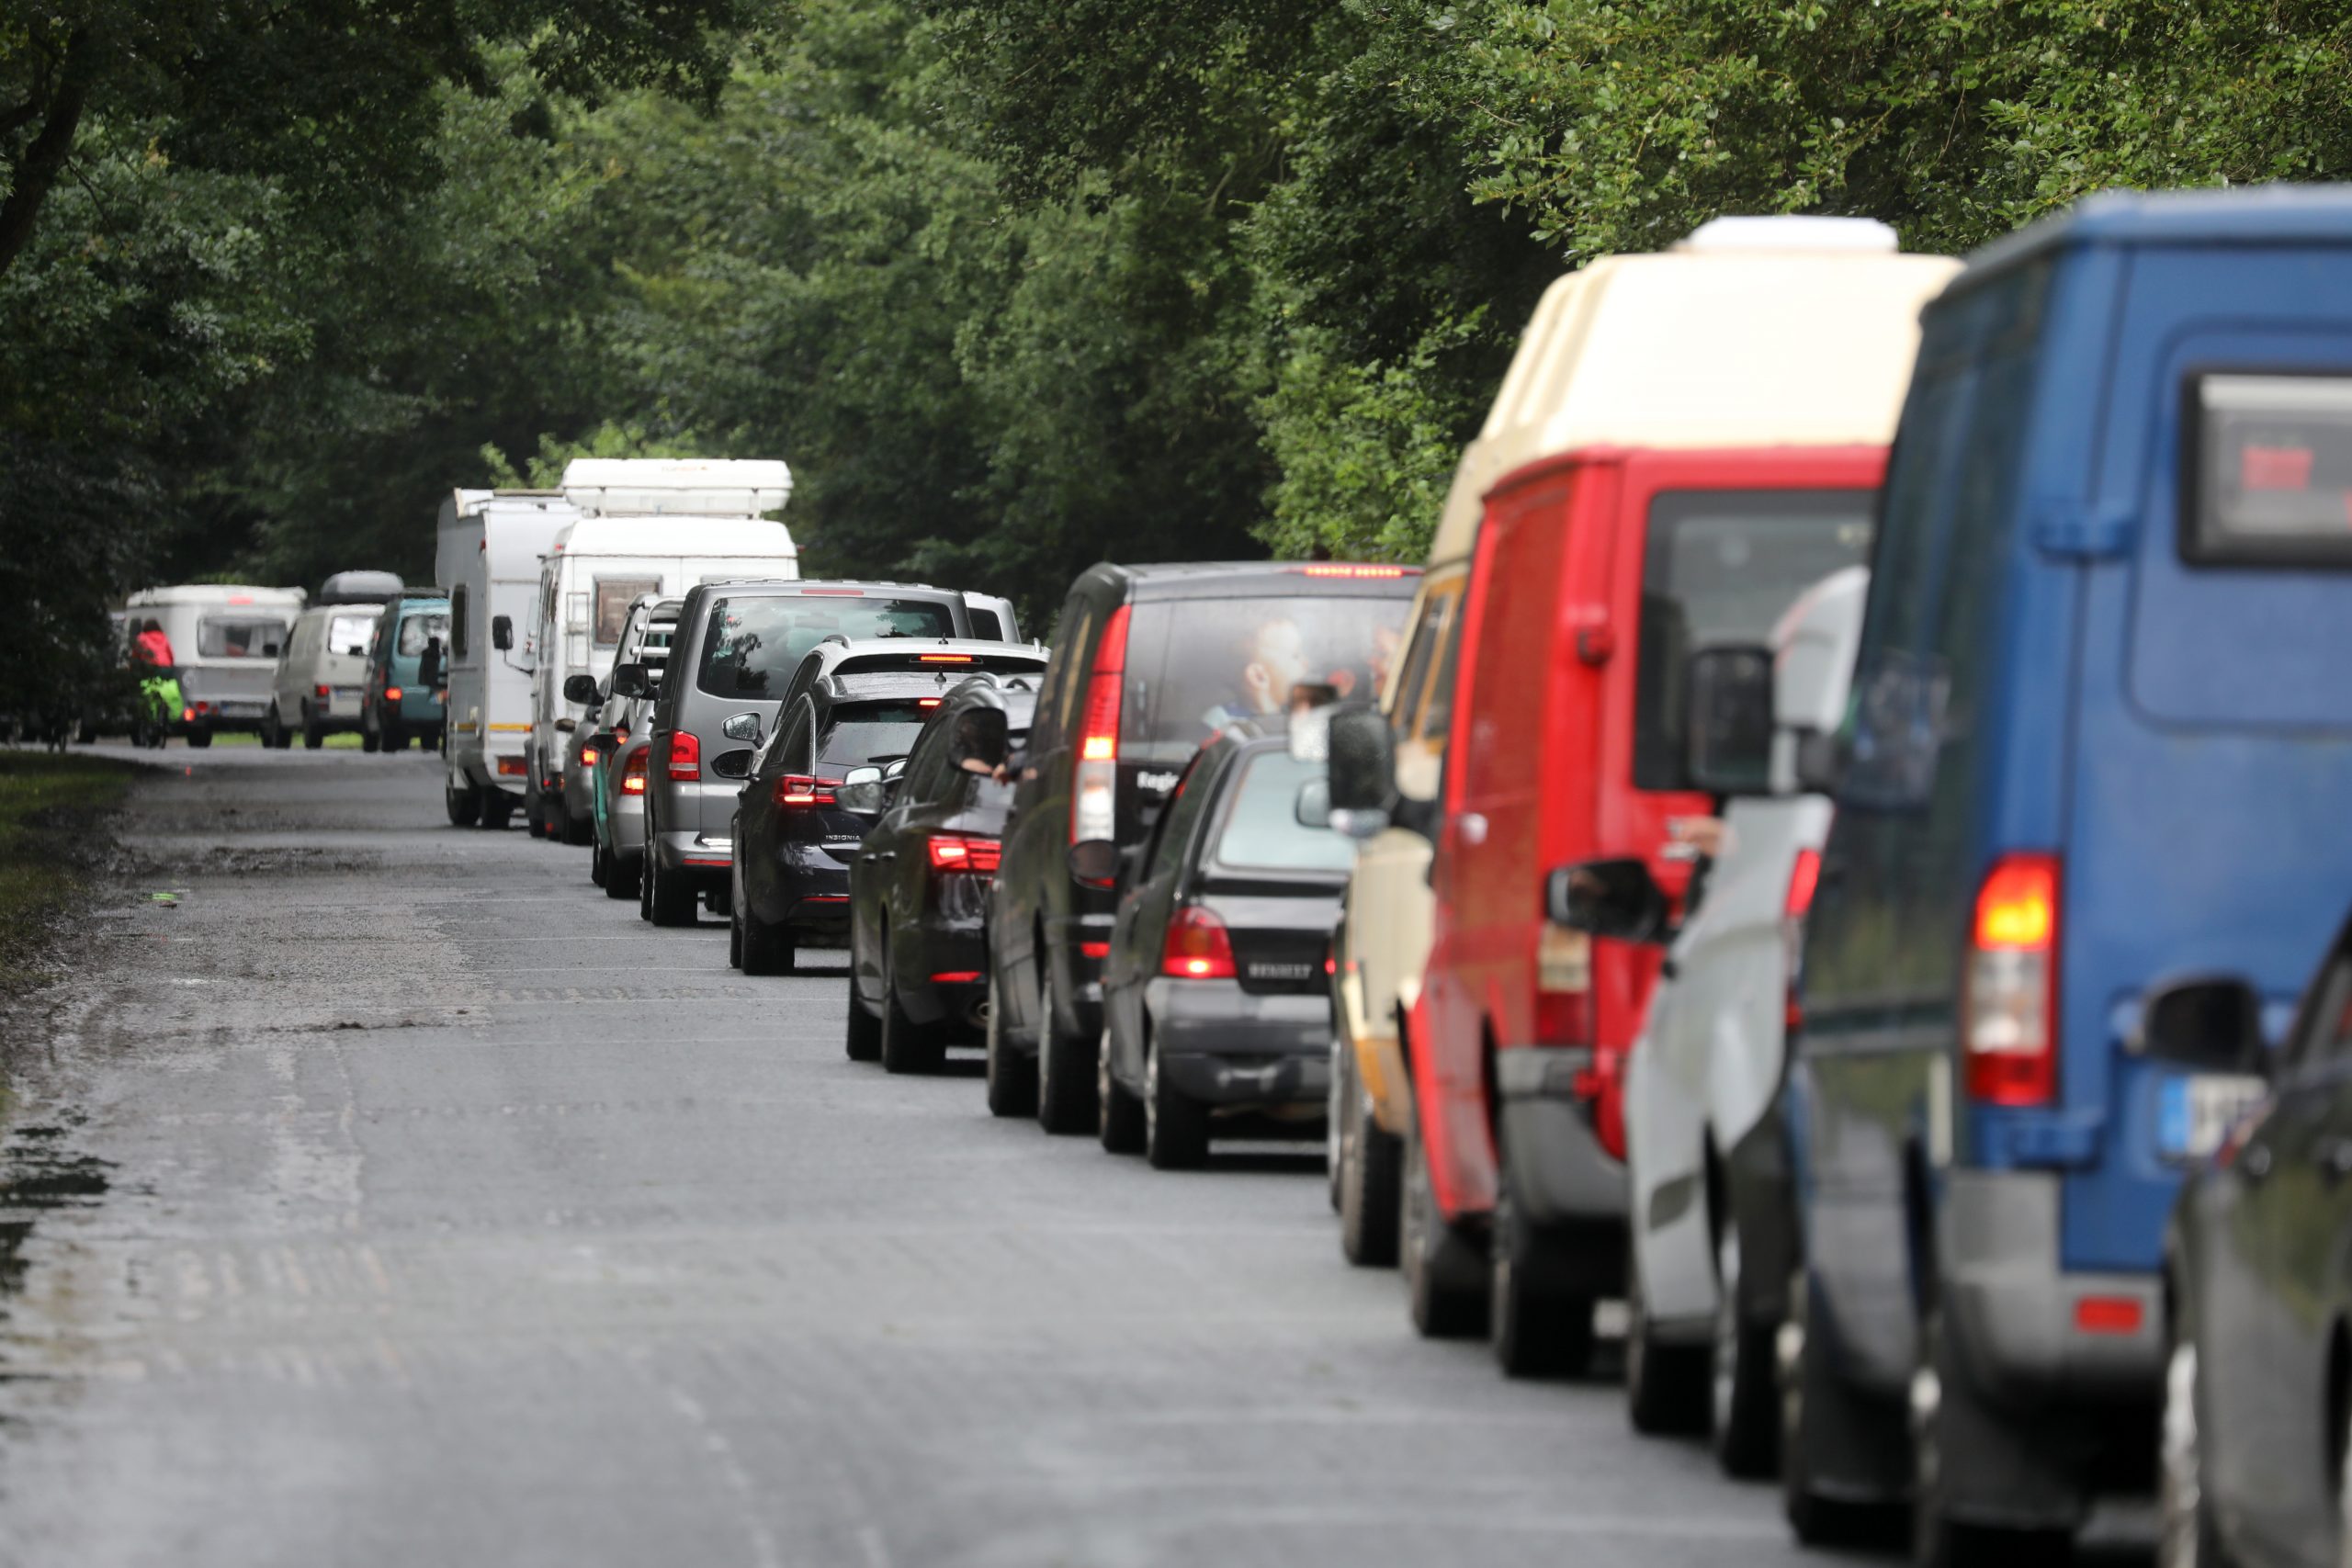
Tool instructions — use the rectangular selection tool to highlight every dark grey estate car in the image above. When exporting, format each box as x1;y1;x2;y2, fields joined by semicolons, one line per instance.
619;581;989;928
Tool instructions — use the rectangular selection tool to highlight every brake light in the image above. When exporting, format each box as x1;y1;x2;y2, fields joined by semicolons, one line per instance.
919;697;942;708
927;834;1002;873
497;756;526;777
1080;941;1110;960
1535;924;1592;1045
620;752;647;795
385;686;403;703
1160;906;1237;979
314;683;331;699
581;746;598;768
1069;605;1130;867
2075;1295;2143;1336
181;707;195;722
930;971;982;984
919;653;973;663
799;587;865;596
775;773;841;808
663;729;701;783
1293;564;1412;578
1964;852;2060;1106
1783;847;1823;1035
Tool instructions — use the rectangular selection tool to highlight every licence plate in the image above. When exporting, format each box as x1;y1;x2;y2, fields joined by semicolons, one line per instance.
2157;1074;2268;1161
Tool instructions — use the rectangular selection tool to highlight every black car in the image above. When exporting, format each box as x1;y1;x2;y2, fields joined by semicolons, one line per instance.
840;678;1035;1073
986;560;1419;1133
1094;730;1352;1169
2157;916;2352;1568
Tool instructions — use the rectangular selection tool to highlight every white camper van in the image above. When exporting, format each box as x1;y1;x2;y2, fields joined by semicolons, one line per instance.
125;583;309;746
525;457;796;843
436;489;577;829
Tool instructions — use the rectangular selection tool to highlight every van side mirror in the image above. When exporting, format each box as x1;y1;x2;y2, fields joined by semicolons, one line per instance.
1684;645;1774;796
720;710;763;743
1068;840;1117;886
610;663;651;700
492;615;514;651
1545;858;1671;944
2139;976;2268;1077
563;673;601;705
1327;703;1394;814
1792;728;1844;795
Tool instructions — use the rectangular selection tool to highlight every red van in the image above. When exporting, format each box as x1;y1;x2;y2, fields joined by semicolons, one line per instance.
1396;221;1958;1371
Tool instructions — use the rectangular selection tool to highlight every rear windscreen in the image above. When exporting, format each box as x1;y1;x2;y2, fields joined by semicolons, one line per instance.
397;613;448;657
326;614;377;656
1634;490;1875;789
1121;595;1415;766
697;596;956;698
198;616;288;659
818;702;935;771
1212;751;1355;874
2188;373;2352;566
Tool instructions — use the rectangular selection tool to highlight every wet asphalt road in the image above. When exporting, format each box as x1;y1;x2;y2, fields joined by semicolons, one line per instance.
0;748;1847;1566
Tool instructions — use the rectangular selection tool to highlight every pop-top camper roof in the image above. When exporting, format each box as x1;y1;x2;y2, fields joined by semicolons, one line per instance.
559;458;792;520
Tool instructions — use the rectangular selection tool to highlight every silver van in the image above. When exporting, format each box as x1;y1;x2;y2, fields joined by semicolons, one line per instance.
265;601;387;749
617;581;987;926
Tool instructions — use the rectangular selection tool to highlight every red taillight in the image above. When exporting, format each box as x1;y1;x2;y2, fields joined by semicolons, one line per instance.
1534;924;1591;1045
620;752;648;795
918;697;942;708
927;834;1002;873
581;746;598;768
918;653;973;664
313;683;331;700
774;773;841;808
1080;941;1110;961
181;707;196;722
385;686;403;704
1783;847;1823;1035
930;971;982;984
497;756;526;777
1159;906;1236;980
1964;852;2060;1107
2074;1296;2143;1336
663;729;701;783
1069;605;1130;863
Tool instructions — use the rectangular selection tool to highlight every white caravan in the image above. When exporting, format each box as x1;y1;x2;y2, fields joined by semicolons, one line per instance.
125;583;308;746
525;457;796;843
436;489;577;829
1619;565;1866;1475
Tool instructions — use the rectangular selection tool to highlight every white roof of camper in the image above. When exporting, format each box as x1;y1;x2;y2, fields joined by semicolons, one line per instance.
560;457;792;519
128;584;306;609
1426;220;1960;564
549;514;797;559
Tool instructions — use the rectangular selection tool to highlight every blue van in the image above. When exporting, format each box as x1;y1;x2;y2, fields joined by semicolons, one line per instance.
1782;186;2352;1561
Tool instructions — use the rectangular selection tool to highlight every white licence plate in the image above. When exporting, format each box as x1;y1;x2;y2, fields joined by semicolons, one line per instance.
2157;1074;2267;1161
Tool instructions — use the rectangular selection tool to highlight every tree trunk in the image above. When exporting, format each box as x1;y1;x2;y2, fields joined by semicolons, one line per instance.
0;28;101;283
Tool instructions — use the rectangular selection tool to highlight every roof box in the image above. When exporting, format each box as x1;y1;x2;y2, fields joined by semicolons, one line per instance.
316;570;404;605
1677;216;1900;254
560;457;793;519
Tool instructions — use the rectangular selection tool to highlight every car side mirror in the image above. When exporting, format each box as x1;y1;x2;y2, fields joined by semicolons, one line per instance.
1792;727;1845;795
721;711;763;743
1326;703;1394;814
610;663;651;700
1294;777;1332;829
837;775;889;817
2139;976;2268;1077
491;615;513;651
563;673;600;705
1545;857;1671;944
1068;840;1117;886
1684;645;1775;796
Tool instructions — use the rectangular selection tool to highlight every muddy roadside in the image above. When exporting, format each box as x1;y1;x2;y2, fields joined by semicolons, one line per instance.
0;749;145;1001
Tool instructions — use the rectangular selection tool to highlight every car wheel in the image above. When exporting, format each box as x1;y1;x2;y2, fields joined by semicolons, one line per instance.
1097;1025;1145;1154
1399;1108;1487;1338
843;956;883;1063
1338;1051;1402;1268
360;717;379;753
984;966;1036;1118
1910;1307;2073;1568
186;728;212;749
1782;1268;1893;1547
1327;1034;1346;1212
590;840;608;888
1625;1226;1707;1427
303;709;325;750
385;720;409;753
878;936;944;1075
741;910;793;975
2160;1298;2233;1568
1034;953;1096;1134
1490;1128;1597;1380
478;790;513;830
260;706;282;749
605;851;639;900
1142;1035;1208;1170
646;841;697;928
446;783;481;828
727;888;744;968
1710;1219;1780;1478
563;805;594;846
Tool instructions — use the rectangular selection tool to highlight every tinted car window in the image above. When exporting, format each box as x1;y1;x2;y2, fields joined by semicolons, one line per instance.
1148;753;1216;879
817;701;935;771
398;613;449;657
1212;752;1355;874
697;596;956;699
1121;595;1413;766
1634;490;1875;789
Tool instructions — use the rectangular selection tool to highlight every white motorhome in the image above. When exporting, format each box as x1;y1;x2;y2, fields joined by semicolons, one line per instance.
524;457;796;843
435;489;577;829
124;583;309;746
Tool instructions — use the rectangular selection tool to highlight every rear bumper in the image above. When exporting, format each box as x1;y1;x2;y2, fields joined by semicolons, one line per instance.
747;844;854;933
654;828;736;886
607;790;645;855
1494;1046;1628;1228
1148;982;1329;1109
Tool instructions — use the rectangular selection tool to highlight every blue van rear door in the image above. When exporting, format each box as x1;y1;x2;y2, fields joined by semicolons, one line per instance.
2063;253;2352;1272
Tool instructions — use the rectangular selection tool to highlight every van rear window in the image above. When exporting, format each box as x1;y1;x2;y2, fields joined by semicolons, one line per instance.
1635;490;1875;790
2188;373;2352;566
1119;596;1414;766
198;617;288;659
397;614;448;657
696;596;956;698
817;702;934;770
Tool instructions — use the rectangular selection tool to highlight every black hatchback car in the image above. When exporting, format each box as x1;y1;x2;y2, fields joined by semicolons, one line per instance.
841;677;1035;1073
1095;729;1354;1169
2156;913;2352;1568
986;560;1419;1132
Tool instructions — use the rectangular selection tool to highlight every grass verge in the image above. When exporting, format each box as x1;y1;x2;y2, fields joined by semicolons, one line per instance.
0;750;138;995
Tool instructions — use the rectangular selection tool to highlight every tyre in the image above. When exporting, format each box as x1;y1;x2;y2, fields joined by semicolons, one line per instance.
563;807;594;847
1490;1131;1598;1380
1399;1108;1487;1338
1143;1036;1209;1170
1911;1310;2073;1568
984;967;1036;1117
446;784;481;827
590;840;608;888
741;909;794;976
361;721;379;753
1625;1227;1708;1428
1327;1034;1345;1213
479;791;513;830
1781;1269;1895;1547
303;709;324;750
879;939;945;1075
384;720;408;752
727;891;744;968
605;851;639;900
1034;953;1096;1134
1097;1026;1145;1154
844;962;882;1063
1338;1048;1402;1267
186;728;212;749
1711;1220;1780;1478
2160;1298;2233;1568
260;706;283;749
646;840;697;928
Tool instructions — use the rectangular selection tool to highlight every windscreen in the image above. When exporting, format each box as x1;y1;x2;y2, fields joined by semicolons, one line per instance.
697;596;956;698
398;613;449;657
2189;373;2352;565
1634;490;1874;790
327;614;378;656
1121;594;1414;767
1212;751;1355;874
817;701;936;771
198;616;288;659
